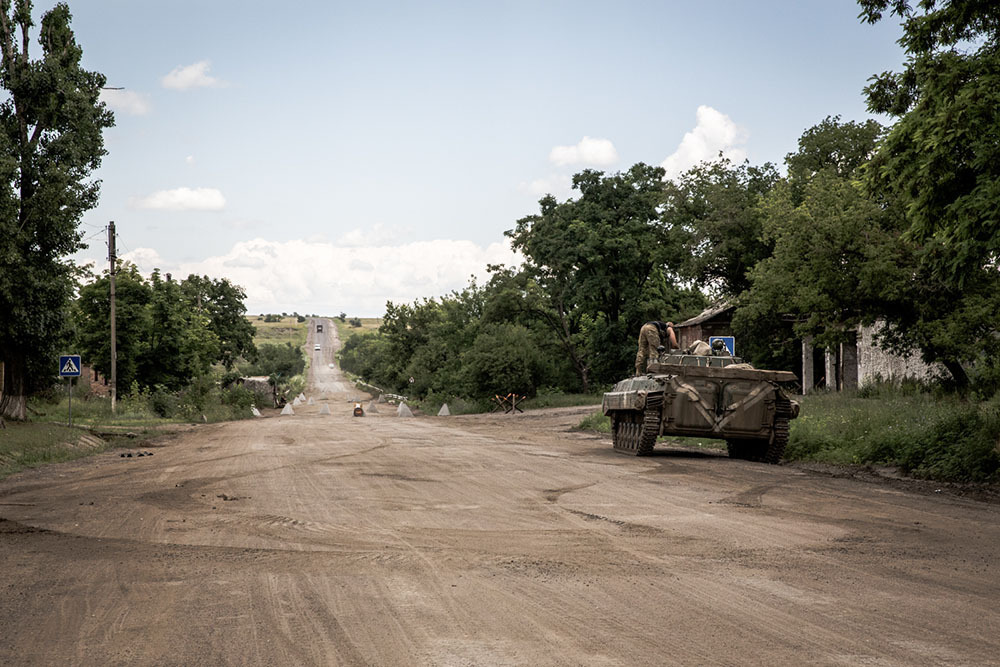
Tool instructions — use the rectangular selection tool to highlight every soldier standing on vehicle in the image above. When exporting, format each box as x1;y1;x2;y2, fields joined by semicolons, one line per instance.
635;321;678;375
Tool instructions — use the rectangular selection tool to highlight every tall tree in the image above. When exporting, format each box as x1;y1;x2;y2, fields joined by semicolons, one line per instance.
0;1;113;419
180;274;257;369
74;262;152;392
507;164;701;385
667;157;780;297
859;0;1000;285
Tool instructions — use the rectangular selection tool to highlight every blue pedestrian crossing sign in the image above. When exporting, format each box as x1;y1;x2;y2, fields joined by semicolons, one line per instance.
59;355;82;377
709;336;735;356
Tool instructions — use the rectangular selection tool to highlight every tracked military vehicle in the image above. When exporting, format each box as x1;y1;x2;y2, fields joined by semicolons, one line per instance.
602;348;799;463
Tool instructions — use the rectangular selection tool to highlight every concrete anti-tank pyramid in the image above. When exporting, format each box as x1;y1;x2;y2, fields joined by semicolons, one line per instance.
318;403;331;415
251;406;261;417
396;402;414;418
437;403;451;416
280;404;294;415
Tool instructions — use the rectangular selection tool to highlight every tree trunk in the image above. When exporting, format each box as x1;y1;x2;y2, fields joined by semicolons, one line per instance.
0;354;27;420
941;359;970;390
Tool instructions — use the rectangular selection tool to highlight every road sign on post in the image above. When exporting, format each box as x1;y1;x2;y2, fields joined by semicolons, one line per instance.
59;355;82;426
59;355;82;377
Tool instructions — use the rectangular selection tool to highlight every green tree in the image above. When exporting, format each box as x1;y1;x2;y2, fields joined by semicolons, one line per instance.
141;270;218;391
507;164;700;386
738;115;997;386
180;274;257;369
74;262;152;392
0;1;113;419
461;323;547;399
859;0;1000;285
667;157;780;297
240;342;304;379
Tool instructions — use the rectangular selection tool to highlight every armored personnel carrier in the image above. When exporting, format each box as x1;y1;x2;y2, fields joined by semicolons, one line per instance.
602;349;799;463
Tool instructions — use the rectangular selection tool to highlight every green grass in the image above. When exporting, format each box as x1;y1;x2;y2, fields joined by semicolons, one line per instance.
525;391;603;410
789;390;1000;482
0;421;141;481
333;317;381;344
247;316;308;348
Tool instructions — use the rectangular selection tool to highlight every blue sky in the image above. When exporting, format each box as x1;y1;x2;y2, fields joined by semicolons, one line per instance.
65;0;905;315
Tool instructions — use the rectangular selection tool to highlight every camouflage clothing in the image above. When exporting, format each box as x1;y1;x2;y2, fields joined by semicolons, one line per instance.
635;322;662;375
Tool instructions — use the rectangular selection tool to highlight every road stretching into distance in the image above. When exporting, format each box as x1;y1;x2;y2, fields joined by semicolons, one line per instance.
1;318;998;665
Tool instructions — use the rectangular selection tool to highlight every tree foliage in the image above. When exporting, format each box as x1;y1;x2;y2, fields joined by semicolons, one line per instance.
75;267;258;393
507;164;704;388
860;0;1000;284
666;157;780;297
0;1;113;419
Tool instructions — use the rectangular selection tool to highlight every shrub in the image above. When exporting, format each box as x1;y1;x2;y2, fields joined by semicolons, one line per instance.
149;385;178;417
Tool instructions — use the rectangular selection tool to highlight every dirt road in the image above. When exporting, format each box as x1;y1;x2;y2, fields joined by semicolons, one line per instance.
2;327;998;665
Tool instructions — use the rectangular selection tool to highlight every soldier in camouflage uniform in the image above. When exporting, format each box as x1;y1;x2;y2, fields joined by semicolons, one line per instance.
635;321;677;375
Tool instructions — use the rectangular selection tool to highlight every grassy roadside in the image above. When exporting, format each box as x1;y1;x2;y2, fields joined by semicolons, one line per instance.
575;389;1000;483
0;421;155;481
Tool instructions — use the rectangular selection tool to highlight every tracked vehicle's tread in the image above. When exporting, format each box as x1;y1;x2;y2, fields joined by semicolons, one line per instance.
763;395;793;464
612;392;662;456
726;395;793;464
636;392;662;456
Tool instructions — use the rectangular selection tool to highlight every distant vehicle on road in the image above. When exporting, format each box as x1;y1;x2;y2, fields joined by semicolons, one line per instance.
314;344;321;351
317;324;323;332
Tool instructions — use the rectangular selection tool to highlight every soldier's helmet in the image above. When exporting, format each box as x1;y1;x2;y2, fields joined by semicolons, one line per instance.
711;339;727;355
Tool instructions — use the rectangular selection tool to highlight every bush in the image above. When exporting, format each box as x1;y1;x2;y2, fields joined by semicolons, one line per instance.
899;405;1000;482
149;386;178;417
787;390;1000;482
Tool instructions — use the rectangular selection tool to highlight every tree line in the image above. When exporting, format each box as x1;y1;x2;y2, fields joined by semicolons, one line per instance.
343;1;1000;401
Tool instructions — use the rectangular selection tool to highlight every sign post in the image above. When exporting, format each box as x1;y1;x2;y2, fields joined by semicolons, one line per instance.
59;355;82;426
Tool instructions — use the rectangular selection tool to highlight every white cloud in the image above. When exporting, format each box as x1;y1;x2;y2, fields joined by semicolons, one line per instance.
150;238;523;316
185;155;196;165
336;223;405;248
549;136;619;166
660;105;748;179
131;187;226;211
100;89;151;115
112;247;165;275
161;61;224;90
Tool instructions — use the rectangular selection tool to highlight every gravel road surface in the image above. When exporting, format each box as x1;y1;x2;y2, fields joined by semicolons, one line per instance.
1;319;998;665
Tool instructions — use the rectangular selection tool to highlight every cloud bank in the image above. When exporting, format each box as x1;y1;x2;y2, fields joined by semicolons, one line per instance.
119;237;521;316
100;89;151;115
661;106;748;179
549;136;619;166
162;61;224;90
132;187;227;211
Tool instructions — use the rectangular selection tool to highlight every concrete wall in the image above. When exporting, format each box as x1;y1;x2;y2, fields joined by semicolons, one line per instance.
857;323;941;386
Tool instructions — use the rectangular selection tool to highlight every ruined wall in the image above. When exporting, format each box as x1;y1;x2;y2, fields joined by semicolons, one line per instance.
858;323;941;386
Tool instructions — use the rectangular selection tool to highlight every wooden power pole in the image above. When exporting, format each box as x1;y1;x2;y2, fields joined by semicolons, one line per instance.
109;221;117;414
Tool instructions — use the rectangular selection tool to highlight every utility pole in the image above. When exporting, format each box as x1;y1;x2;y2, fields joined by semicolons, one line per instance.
108;221;117;414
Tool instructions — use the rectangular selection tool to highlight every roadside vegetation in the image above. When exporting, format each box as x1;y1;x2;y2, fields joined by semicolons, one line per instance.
0;421;141;481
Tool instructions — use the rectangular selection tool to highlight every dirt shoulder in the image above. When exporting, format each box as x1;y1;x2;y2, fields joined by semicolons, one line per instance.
1;403;998;666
